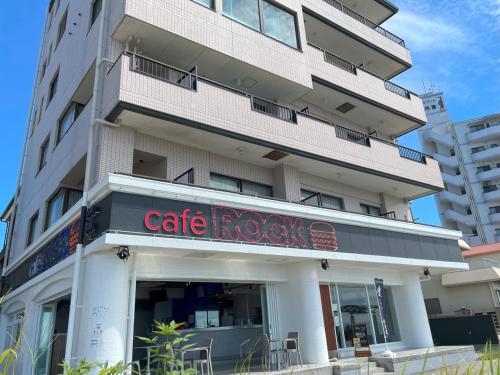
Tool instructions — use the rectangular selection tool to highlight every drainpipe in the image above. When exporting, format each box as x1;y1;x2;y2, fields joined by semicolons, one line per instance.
64;0;109;363
2;8;50;275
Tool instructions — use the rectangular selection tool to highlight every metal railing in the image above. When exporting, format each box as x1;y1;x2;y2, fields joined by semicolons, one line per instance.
384;81;411;99
397;145;427;164
322;0;405;46
130;54;197;90
125;53;429;164
323;50;357;74
252;96;297;123
379;211;396;220
335;125;370;146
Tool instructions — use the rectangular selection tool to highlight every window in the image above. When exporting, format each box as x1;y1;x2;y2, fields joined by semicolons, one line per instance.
38;137;50;172
262;1;298;48
471;146;486;154
26;212;39;246
90;0;102;27
478;165;492;173
57;102;84;142
455;168;461;176
300;190;344;210
192;0;214;8
472;228;478;236
496;290;500;304
48;70;59;103
360;204;381;217
40;59;47;82
38;97;45;124
5;312;24;349
45;188;83;230
174;168;194;184
495;228;500;236
460;188;466;195
56;10;68;46
466;208;472;215
484;184;498;193
450;149;455;156
489;206;500;215
431;105;436;109
470;124;486;132
210;173;272;197
222;0;299;48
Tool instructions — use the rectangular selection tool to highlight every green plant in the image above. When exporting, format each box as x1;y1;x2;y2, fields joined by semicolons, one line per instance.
61;360;131;375
137;321;197;375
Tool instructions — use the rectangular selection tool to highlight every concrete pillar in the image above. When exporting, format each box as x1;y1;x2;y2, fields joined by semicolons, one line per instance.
75;251;130;363
393;272;434;348
272;164;301;202
277;262;329;364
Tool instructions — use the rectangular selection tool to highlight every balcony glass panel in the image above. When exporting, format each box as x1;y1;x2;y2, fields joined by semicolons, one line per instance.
222;0;260;31
262;1;298;48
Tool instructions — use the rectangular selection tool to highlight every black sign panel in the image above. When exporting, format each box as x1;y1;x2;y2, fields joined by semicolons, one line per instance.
86;192;464;263
3;219;80;294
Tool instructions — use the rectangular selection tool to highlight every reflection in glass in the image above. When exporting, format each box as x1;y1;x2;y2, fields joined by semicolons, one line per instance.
223;0;260;30
193;0;214;8
262;1;298;48
367;286;400;343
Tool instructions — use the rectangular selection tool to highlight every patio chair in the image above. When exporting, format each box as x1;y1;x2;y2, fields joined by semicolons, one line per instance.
261;334;285;371
183;338;214;375
285;331;303;367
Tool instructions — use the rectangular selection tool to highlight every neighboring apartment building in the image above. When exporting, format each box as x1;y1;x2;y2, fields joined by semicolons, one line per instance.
0;0;468;373
418;92;500;246
421;243;500;332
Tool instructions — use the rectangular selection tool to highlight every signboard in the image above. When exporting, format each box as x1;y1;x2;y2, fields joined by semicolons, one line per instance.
374;278;389;340
3;219;80;293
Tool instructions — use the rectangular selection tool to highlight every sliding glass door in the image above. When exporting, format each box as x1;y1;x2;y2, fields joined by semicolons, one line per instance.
34;304;57;375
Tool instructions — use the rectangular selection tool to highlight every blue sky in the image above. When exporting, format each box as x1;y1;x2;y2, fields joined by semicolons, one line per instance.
0;1;499;241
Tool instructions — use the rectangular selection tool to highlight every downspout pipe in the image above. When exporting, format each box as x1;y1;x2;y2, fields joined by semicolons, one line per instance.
2;8;50;275
64;0;109;363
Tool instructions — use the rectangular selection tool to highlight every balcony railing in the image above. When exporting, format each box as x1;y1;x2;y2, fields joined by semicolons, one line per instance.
308;43;413;100
335;125;370;146
252;96;297;123
124;53;430;164
379;211;396;220
397;145;427;164
384;81;411;99
130;54;197;90
321;0;405;47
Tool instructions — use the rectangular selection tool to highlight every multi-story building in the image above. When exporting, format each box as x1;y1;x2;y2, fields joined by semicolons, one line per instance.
419;92;500;246
1;0;470;373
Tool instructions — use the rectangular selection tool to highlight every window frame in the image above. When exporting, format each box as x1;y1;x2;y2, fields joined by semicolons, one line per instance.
360;203;382;217
221;0;301;50
56;9;68;47
57;102;84;143
300;189;344;211
48;69;59;104
44;187;83;231
89;0;103;29
26;211;39;247
38;136;50;173
174;168;194;184
209;173;273;197
191;0;215;10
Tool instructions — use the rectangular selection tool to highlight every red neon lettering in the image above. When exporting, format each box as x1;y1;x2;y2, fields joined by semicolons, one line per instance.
145;210;162;231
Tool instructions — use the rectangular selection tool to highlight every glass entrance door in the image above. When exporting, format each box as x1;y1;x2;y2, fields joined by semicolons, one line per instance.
34;304;57;375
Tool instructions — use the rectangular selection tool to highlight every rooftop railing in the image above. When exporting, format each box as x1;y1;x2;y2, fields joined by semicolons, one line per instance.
322;0;405;47
124;52;430;164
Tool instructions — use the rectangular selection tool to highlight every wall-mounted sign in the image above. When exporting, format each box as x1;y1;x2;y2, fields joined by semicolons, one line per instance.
3;219;80;293
143;205;338;251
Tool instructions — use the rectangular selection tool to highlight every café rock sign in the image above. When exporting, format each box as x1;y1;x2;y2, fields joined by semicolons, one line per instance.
144;205;339;251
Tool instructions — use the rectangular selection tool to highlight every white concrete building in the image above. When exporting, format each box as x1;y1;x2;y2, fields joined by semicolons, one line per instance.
419;92;500;246
1;0;470;373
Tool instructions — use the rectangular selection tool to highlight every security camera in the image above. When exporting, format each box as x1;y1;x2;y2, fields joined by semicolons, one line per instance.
320;259;329;271
117;246;130;262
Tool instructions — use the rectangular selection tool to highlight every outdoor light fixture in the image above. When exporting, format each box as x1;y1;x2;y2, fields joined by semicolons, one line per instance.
117;246;130;262
320;259;329;270
423;267;431;276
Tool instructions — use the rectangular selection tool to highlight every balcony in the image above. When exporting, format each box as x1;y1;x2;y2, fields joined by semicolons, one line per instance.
490;213;500;224
102;53;444;199
442;173;464;187
444;209;475;227
306;44;426;137
467;125;500;143
439;191;469;207
484;189;500;202
421;129;453;148
434;154;459;168
478;168;500;182
302;1;411;79
472;146;500;162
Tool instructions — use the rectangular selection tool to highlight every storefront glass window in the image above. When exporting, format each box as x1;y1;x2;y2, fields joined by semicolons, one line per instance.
222;0;260;30
262;1;298;48
337;285;375;347
367;286;400;343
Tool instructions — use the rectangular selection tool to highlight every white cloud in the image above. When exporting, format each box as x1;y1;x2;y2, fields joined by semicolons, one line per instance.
386;11;472;52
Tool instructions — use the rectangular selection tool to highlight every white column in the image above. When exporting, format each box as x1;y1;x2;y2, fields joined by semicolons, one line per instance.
75;251;130;364
277;262;329;364
393;272;434;348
